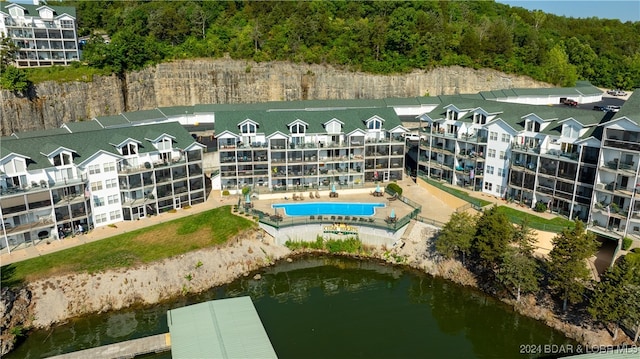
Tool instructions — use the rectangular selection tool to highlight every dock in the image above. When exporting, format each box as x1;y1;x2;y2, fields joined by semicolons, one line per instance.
47;333;171;359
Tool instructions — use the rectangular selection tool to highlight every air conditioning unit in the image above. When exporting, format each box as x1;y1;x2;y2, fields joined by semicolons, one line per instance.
596;183;605;190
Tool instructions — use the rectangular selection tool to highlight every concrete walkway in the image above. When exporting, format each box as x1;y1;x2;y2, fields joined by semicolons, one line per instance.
47;333;170;359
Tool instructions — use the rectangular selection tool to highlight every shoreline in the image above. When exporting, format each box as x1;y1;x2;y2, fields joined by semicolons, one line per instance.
1;223;629;356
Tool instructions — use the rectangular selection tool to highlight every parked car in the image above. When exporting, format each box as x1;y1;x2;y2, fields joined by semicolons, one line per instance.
592;105;605;111
607;89;627;96
604;105;621;112
562;99;578;106
402;133;426;141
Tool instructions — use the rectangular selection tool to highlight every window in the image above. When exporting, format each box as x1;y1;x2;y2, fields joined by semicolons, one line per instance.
499;151;506;160
107;194;119;205
105;178;117;189
498;168;506;177
53;152;72;166
496;185;502;194
157;138;172;151
490;131;498;141
94;197;105;207
103;162;116;172
109;210;122;221
95;213;107;224
367;119;382;130
501;134;510;143
484;182;493;191
487;166;494;175
240;123;256;134
447;110;459;121
290;123;306;134
90;181;103;191
488;149;496;158
122;143;137;156
475;113;487;124
60;20;74;28
88;164;101;174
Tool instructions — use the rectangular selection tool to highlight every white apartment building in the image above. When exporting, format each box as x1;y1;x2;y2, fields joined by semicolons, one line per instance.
0;0;79;67
1;122;206;251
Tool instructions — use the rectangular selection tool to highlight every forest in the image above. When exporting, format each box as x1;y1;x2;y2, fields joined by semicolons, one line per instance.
4;1;640;91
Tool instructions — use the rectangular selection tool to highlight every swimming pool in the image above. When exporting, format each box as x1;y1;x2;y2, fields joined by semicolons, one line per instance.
272;202;385;217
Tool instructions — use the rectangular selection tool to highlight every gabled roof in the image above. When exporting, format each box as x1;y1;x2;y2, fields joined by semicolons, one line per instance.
0;2;76;18
1;122;197;171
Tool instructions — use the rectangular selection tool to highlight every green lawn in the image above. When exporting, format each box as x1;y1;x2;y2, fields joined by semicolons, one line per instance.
495;206;575;233
26;64;112;84
1;206;255;287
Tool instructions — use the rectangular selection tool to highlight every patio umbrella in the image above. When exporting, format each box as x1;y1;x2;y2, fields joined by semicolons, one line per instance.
376;184;381;193
390;209;396;219
245;194;251;203
332;184;336;193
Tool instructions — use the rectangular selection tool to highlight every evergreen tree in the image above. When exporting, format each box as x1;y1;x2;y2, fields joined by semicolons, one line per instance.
472;206;512;271
548;220;598;311
435;211;476;265
497;218;539;301
587;257;631;340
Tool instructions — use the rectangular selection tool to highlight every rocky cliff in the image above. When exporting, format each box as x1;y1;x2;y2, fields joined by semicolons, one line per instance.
0;59;549;135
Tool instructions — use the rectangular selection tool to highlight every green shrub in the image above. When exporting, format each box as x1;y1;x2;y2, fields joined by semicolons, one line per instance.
534;201;547;213
386;182;403;196
222;190;230;196
622;237;633;250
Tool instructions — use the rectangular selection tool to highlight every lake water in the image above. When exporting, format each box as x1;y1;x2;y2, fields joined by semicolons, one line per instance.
7;256;574;359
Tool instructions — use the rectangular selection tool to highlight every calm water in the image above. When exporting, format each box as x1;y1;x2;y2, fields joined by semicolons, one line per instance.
7;256;574;359
272;202;385;216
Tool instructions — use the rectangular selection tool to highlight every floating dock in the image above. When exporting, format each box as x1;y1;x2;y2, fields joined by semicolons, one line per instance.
47;333;170;359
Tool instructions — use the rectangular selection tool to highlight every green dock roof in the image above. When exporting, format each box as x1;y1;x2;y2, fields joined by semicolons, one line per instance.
167;296;278;359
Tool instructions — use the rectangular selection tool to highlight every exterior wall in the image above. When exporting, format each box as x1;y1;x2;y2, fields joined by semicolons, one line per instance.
483;122;512;198
84;153;121;228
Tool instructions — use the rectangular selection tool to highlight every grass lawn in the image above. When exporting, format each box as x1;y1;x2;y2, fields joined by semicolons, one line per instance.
26;64;112;84
495;206;575;232
1;206;255;287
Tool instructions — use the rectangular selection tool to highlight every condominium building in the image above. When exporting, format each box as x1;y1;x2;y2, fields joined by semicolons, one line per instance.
0;122;206;250
213;106;408;191
0;0;79;67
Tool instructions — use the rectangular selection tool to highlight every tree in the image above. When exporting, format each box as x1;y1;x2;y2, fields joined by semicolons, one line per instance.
588;257;636;340
543;44;578;87
0;65;30;93
435;211;476;265
0;34;19;71
547;220;598;311
497;218;539;301
472;206;512;271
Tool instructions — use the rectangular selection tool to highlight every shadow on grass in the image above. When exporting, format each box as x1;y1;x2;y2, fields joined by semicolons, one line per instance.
1;264;24;288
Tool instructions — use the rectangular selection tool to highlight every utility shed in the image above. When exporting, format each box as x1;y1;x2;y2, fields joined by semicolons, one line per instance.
167;296;278;359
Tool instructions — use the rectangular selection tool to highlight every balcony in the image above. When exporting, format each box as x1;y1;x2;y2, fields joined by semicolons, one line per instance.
603;138;640;152
512;143;540;154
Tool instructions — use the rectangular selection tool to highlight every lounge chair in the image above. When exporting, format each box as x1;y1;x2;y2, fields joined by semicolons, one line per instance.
388;193;398;201
309;191;315;199
310;215;315;220
293;193;299;201
315;191;320;198
299;192;305;200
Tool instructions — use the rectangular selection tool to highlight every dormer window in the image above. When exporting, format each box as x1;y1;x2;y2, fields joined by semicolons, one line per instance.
447;110;459;121
474;113;487;125
525;120;541;132
241;123;256;134
122;143;137;155
53;152;72;166
367;119;382;130
562;125;579;139
291;123;306;134
157;138;172;152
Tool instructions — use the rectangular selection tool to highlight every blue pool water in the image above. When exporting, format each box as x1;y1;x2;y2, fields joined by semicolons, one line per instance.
273;202;385;217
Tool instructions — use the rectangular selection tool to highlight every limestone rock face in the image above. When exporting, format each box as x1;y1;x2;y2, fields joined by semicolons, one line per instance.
1;59;548;135
0;287;33;356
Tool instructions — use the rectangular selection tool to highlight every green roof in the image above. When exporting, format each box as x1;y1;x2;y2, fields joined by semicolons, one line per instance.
214;107;403;137
10;128;70;138
94;114;130;127
158;106;194;117
63;121;104;132
167;297;277;359
614;90;640;123
122;109;167;123
0;1;76;18
0;122;197;170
